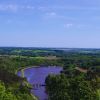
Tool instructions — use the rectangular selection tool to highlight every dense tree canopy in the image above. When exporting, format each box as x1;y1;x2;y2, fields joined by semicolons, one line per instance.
45;73;99;100
0;47;99;100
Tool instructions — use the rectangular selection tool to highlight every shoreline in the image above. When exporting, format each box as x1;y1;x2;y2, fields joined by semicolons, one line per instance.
17;66;62;100
17;66;61;73
17;66;39;100
15;66;39;75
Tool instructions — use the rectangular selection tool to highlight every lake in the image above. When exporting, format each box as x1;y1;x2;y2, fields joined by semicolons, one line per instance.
17;66;62;100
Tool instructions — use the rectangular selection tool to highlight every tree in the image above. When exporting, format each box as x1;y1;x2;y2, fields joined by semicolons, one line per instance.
0;82;17;100
45;74;71;100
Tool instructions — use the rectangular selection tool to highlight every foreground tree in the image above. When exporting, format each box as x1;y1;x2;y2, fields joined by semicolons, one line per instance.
45;74;99;100
0;82;17;100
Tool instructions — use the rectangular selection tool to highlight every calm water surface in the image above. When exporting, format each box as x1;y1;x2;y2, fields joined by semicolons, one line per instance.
17;67;62;100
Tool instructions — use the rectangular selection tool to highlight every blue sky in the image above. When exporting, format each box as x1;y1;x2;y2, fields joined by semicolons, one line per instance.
0;0;100;48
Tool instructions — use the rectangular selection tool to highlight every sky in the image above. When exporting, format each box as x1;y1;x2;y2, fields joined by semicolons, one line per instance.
0;0;100;48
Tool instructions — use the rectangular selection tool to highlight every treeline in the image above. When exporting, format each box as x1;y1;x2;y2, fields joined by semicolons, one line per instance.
0;56;38;100
1;47;100;57
0;56;63;73
45;69;100;100
0;55;63;100
0;47;63;57
0;53;100;76
45;50;100;100
0;80;36;100
0;47;100;100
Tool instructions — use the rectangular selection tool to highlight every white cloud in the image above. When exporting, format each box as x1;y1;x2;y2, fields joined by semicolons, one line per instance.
43;12;68;19
38;6;47;11
0;4;100;13
0;4;18;12
53;6;99;10
46;12;57;16
37;5;100;11
0;4;35;12
64;23;91;29
43;12;58;19
64;23;73;28
26;5;34;10
22;5;35;10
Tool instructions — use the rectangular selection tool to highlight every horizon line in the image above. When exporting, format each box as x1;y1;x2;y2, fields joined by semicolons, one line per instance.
0;46;100;49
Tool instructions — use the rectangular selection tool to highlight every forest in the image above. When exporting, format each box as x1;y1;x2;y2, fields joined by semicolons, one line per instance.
0;47;99;100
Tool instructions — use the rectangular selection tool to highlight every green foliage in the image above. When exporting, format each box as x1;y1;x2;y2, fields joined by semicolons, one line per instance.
0;81;36;100
46;73;99;100
0;82;17;100
45;74;71;100
0;47;100;100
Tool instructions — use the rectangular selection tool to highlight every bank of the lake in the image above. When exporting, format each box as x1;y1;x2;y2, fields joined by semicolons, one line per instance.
17;66;62;100
17;66;39;77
